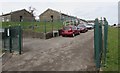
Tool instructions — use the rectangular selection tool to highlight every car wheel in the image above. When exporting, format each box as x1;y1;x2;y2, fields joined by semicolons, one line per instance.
84;30;86;33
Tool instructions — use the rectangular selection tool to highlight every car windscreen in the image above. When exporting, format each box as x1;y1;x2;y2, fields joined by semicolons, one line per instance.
72;26;77;30
63;27;71;30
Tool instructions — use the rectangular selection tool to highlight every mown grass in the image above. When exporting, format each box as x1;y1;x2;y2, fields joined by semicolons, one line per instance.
102;27;119;71
1;21;63;32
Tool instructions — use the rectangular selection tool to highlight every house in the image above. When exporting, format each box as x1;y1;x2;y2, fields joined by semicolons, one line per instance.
0;9;35;22
39;8;78;22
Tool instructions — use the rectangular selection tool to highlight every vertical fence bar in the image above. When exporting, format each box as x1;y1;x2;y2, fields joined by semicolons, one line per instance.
9;26;12;53
18;25;22;54
94;18;108;68
103;18;108;65
99;19;103;57
52;21;53;32
94;18;100;68
44;20;46;39
99;18;103;68
44;20;46;33
94;20;96;61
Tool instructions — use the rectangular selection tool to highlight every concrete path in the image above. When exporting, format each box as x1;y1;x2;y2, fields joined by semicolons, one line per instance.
2;30;96;71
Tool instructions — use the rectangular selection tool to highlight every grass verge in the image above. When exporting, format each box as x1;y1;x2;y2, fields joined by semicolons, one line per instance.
102;27;119;71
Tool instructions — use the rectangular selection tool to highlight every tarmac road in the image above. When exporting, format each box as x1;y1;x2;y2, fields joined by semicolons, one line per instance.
2;30;96;71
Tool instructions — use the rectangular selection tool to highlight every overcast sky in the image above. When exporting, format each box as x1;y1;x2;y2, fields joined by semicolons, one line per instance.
0;0;119;25
118;1;120;24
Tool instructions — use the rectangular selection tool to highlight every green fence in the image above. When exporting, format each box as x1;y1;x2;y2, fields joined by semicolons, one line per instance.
2;19;80;34
34;20;63;33
2;20;64;33
103;18;108;65
94;18;108;69
2;25;22;54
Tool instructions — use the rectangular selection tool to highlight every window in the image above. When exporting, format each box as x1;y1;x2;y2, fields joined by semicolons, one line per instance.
51;15;53;22
20;16;23;22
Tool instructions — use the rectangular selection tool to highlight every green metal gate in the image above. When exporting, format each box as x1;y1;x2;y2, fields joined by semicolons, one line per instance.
2;25;22;54
94;18;108;69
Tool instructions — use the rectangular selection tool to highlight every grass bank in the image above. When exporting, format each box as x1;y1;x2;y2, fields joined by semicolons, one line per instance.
1;21;63;32
102;27;119;71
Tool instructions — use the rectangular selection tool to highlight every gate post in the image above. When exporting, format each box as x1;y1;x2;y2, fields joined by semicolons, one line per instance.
18;25;22;54
94;18;100;68
94;17;108;69
103;18;108;65
99;18;103;59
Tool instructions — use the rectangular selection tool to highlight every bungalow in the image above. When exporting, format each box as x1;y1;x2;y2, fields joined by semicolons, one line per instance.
0;9;35;22
39;8;78;22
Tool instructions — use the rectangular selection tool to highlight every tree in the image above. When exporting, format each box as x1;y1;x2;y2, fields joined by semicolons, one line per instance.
28;6;36;17
28;6;36;29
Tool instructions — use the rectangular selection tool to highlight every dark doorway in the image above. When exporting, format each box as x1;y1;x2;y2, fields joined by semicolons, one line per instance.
51;15;53;22
20;16;23;22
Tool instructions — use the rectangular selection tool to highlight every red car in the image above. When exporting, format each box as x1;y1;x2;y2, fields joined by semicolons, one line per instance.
61;26;80;37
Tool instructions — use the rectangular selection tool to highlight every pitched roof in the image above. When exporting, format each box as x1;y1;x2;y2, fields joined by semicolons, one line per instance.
39;8;87;22
40;8;73;17
1;9;32;16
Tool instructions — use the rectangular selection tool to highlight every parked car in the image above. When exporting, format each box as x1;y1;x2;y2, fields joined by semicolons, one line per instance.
84;24;94;30
77;24;88;33
88;24;94;28
61;26;80;37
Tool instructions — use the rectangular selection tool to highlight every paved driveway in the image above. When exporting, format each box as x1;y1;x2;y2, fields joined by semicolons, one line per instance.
2;30;96;71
